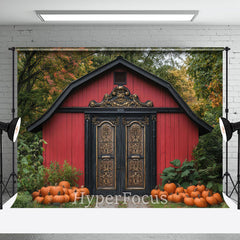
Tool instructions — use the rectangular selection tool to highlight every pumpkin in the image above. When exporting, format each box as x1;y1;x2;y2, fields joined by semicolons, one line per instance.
32;190;40;200
40;186;50;197
34;194;44;204
62;187;69;195
196;182;206;192
187;185;196;195
179;192;187;199
194;195;208;208
202;189;213;199
64;194;70;203
50;186;63;196
151;186;160;199
59;181;71;189
213;193;223;203
164;182;176;194
172;192;183;203
78;185;90;196
43;192;53;205
52;191;65;204
191;188;201;198
184;195;194;206
158;191;168;200
175;184;184;194
167;194;174;202
68;189;74;195
184;189;188;193
206;192;218;205
69;190;78;202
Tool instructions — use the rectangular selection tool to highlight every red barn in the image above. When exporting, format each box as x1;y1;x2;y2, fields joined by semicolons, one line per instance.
28;56;212;195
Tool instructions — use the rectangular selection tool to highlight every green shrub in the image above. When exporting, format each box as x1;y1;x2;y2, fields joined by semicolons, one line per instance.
44;160;82;187
160;159;200;188
11;191;33;208
17;135;46;192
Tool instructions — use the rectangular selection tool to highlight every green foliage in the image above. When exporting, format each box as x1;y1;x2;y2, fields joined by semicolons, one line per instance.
161;159;200;188
11;191;33;208
17;134;46;193
44;160;82;187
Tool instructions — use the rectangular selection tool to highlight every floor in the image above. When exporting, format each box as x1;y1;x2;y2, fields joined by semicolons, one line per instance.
0;193;240;233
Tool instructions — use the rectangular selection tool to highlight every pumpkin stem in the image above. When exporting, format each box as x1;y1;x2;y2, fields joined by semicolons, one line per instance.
208;192;211;197
154;185;158;190
58;191;61;195
198;194;200;198
48;192;51;196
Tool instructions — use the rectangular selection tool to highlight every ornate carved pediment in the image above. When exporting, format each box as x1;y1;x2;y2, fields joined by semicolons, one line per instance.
89;86;153;108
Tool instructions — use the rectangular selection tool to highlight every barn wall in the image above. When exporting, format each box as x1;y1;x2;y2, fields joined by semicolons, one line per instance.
42;113;85;186
156;113;199;185
62;69;178;108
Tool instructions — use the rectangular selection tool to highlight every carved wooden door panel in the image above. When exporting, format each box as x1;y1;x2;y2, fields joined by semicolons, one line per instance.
90;115;154;195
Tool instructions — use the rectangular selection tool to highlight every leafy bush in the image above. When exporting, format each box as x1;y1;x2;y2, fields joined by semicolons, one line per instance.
18;135;82;192
44;160;82;187
160;159;199;188
193;124;222;193
17;135;46;193
11;191;32;208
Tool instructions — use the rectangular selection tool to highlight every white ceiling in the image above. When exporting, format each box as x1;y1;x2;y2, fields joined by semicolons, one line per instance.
1;0;240;25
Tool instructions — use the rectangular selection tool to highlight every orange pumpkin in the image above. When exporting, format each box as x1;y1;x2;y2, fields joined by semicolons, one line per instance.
43;193;53;205
69;190;78;202
187;185;196;195
206;192;218;205
78;185;90;196
158;191;168;200
184;195;194;206
164;182;176;194
175;184;184;194
194;195;208;208
34;194;44;204
40;186;50;197
52;192;65;204
64;194;70;203
151;186;160;199
50;186;63;196
202;189;213;199
59;181;71;189
32;190;40;200
172;192;183;203
191;188;201;198
62;187;69;195
167;194;174;202
68;189;74;195
213;193;223;203
179;192;187;199
196;182;206;192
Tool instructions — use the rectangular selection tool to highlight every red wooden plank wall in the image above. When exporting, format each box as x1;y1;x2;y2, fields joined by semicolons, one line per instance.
42;113;85;187
42;68;199;187
156;113;199;185
62;68;178;108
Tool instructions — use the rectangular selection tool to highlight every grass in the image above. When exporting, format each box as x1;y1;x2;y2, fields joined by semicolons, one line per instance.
11;191;96;208
117;200;128;208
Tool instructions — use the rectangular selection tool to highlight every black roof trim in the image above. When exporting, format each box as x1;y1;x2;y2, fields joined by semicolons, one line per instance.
27;56;213;135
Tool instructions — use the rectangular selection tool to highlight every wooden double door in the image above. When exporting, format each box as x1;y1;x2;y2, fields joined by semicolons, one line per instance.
86;114;156;195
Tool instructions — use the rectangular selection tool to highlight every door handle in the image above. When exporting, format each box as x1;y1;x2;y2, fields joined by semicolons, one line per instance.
131;155;140;159
101;155;111;159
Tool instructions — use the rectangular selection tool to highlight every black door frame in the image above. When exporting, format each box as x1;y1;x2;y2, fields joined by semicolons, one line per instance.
85;110;156;196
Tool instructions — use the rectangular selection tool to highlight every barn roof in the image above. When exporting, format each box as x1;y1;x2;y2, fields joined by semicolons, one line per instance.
27;56;213;135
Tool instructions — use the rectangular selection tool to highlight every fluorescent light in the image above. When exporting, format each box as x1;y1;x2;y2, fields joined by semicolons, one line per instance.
36;11;198;22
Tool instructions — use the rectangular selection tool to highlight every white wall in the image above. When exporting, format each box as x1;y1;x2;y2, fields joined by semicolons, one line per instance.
0;24;239;193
